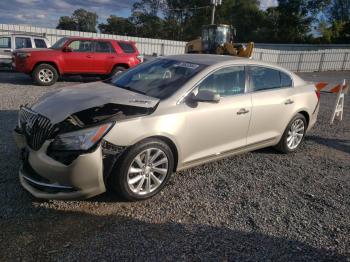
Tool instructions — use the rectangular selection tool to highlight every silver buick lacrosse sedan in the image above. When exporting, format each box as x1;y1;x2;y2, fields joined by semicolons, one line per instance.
13;54;320;200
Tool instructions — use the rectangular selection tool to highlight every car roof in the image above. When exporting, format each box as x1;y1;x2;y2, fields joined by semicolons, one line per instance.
65;36;134;43
164;54;247;66
0;34;47;39
163;54;298;75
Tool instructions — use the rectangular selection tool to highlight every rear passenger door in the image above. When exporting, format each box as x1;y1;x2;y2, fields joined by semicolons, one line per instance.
62;40;94;73
246;66;295;145
92;41;117;74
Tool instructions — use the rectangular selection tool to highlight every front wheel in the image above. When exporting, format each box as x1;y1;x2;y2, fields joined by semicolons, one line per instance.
32;64;58;86
109;139;174;201
275;113;307;153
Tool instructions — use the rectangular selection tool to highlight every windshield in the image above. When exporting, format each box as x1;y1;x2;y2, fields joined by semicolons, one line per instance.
109;59;206;99
50;37;68;50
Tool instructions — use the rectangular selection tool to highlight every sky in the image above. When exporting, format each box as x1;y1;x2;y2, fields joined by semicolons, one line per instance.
0;0;279;28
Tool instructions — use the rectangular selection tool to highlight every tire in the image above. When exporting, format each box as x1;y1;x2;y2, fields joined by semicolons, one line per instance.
32;63;59;86
104;66;126;79
109;138;174;201
275;113;307;153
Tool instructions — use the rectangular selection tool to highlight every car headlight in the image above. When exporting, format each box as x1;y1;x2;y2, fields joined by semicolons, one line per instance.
50;123;113;151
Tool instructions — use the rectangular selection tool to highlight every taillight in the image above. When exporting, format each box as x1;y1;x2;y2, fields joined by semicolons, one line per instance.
137;54;144;63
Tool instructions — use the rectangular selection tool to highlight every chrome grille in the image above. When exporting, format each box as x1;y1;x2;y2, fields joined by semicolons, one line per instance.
19;107;56;150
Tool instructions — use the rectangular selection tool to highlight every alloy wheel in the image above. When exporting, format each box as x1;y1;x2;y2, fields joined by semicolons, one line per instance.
286;119;305;150
38;68;54;83
127;148;169;195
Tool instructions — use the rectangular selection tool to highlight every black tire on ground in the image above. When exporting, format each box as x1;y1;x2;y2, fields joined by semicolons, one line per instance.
103;66;126;79
275;113;307;154
32;63;59;86
109;138;174;201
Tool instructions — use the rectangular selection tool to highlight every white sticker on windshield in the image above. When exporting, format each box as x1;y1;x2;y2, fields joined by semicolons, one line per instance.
174;62;199;70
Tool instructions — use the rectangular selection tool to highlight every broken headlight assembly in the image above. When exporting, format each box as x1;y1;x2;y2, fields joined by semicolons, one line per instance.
50;123;113;151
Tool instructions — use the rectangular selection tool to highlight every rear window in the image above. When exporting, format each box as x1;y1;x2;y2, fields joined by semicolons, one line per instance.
118;42;135;53
15;37;32;49
34;39;47;48
0;37;11;48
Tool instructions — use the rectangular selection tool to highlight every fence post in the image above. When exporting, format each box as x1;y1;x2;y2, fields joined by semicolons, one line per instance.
161;43;165;56
342;53;349;71
319;52;325;72
277;52;281;65
259;52;263;60
297;53;303;72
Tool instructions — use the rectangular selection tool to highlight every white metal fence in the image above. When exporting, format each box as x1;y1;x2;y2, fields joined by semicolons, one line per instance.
253;48;350;72
1;23;349;72
0;23;187;56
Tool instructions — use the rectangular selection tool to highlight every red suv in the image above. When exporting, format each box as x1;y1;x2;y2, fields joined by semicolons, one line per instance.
13;37;142;86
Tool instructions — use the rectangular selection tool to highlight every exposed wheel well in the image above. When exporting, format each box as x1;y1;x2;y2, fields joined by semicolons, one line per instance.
33;62;60;75
298;111;310;127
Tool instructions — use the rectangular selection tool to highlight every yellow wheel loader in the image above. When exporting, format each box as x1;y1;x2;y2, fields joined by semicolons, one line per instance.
185;24;254;58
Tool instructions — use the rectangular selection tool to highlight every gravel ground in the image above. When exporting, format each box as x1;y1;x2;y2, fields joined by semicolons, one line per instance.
0;70;349;261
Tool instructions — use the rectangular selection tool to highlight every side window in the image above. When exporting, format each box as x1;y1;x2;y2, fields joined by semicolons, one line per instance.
95;41;115;53
0;37;11;48
197;66;245;97
118;42;135;53
68;40;93;52
15;37;32;49
34;39;47;48
280;71;293;87
250;66;292;91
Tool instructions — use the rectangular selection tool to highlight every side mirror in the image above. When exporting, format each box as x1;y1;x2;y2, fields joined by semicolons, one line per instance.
190;90;220;103
62;46;73;52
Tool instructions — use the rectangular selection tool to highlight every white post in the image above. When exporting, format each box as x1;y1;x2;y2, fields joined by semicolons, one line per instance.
330;79;348;124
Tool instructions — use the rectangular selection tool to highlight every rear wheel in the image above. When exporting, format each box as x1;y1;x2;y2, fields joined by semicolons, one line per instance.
32;64;58;86
104;66;126;79
109;139;174;201
275;113;307;153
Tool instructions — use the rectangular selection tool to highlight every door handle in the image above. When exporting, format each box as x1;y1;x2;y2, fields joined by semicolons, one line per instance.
284;99;294;105
237;108;250;115
3;50;11;53
86;55;92;58
107;56;114;59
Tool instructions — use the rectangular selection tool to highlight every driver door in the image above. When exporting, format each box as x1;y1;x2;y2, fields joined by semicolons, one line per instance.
62;40;94;73
179;66;252;164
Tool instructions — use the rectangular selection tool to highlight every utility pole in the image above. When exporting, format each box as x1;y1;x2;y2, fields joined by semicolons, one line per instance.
211;0;222;24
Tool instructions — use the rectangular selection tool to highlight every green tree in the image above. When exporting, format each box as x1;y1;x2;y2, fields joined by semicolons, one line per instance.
56;9;98;32
260;0;331;43
56;16;77;31
72;9;98;33
98;16;135;35
130;0;165;38
327;0;350;42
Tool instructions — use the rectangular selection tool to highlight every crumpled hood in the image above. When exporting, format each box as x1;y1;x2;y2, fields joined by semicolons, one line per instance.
32;81;160;124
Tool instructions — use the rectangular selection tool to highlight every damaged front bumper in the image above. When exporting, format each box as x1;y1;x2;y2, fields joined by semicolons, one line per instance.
13;129;107;200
